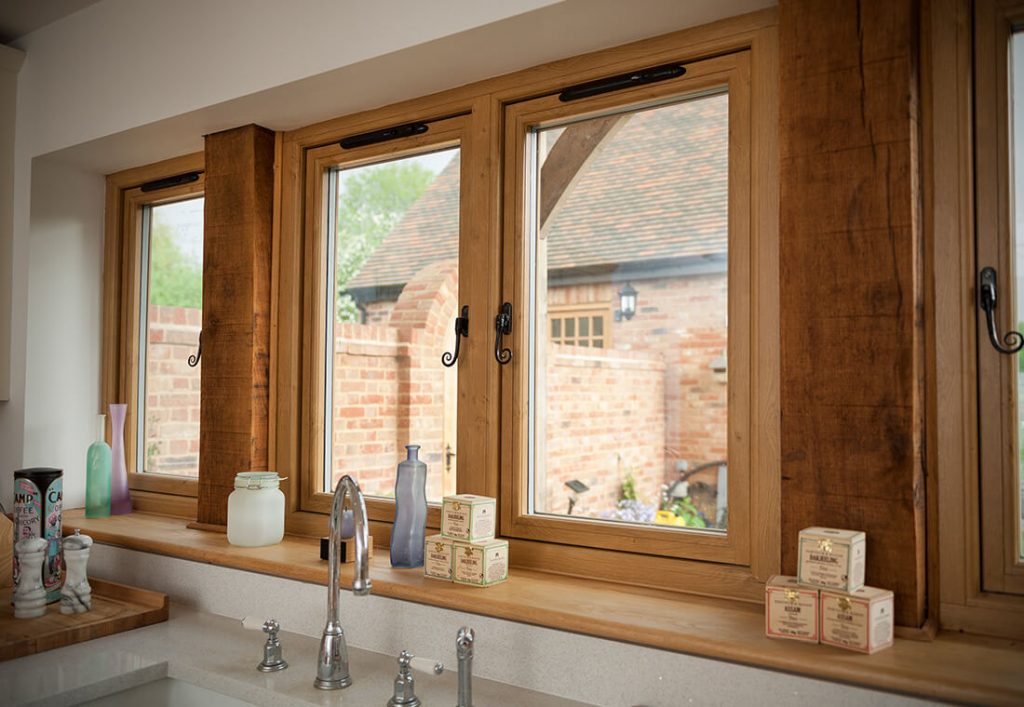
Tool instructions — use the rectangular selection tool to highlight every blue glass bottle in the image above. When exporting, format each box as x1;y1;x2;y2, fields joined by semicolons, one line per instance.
390;445;427;568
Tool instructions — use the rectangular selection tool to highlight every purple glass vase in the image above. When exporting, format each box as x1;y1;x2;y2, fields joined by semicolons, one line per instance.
109;403;132;515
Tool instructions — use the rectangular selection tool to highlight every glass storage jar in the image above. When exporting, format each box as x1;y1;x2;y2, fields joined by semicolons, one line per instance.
227;472;285;547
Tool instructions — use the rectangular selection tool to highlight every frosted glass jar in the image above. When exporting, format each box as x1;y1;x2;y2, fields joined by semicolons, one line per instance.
227;472;285;547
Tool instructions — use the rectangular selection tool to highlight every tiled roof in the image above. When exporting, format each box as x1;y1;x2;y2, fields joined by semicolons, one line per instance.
347;93;727;290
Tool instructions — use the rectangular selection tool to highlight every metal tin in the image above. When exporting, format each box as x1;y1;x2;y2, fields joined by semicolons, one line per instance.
13;467;64;603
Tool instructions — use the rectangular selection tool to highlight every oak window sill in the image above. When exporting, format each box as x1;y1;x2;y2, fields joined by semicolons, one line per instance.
64;510;1023;705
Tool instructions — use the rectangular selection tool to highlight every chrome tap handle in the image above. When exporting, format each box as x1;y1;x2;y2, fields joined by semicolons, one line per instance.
387;650;422;707
256;619;288;672
456;627;475;707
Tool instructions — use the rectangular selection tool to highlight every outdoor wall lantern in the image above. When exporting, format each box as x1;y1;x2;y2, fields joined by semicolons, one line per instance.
615;282;637;321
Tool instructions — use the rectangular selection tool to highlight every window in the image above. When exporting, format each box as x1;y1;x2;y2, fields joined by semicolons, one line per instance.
103;155;205;498
549;305;611;348
295;115;480;524
276;24;777;597
932;0;1024;639
974;2;1024;595
500;50;764;568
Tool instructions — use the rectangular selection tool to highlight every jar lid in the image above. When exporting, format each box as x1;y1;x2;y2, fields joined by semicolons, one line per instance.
234;472;282;490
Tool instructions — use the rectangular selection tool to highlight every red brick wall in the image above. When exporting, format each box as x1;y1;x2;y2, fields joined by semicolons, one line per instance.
542;345;665;517
144;305;201;476
331;260;459;501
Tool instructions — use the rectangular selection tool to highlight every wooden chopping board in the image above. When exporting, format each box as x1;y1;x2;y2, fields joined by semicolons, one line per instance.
0;577;168;661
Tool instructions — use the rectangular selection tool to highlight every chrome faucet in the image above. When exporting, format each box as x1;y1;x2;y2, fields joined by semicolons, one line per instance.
456;626;475;707
315;475;372;690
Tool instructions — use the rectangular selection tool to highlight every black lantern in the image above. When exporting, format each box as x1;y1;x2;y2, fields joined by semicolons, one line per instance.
616;282;637;321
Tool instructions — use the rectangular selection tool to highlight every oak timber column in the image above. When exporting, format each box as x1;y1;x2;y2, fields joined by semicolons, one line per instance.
197;125;274;526
779;0;926;627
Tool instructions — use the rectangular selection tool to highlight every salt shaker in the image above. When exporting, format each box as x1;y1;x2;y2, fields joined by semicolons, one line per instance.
13;537;48;618
61;530;93;614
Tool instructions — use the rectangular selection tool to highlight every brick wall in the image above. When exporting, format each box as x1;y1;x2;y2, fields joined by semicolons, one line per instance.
331;260;459;501
542;345;666;517
144;305;201;476
548;272;728;486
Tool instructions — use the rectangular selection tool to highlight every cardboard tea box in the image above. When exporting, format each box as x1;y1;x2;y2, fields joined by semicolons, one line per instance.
424;533;454;581
797;527;866;592
765;575;819;643
441;494;496;542
453;538;508;587
820;585;894;654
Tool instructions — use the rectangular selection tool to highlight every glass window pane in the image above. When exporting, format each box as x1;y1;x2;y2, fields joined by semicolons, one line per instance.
565;319;575;337
529;92;729;532
141;197;204;477
327;147;460;503
552;319;561;338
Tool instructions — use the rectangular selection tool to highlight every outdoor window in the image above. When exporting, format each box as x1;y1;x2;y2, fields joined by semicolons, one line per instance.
102;158;205;498
138;197;204;478
499;49;773;571
298;115;475;522
548;305;611;348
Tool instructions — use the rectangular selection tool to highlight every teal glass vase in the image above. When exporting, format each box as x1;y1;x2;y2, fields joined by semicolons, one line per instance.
85;414;111;518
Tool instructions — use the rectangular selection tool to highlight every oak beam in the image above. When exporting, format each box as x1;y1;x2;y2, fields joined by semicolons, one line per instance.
779;0;926;627
197;125;275;526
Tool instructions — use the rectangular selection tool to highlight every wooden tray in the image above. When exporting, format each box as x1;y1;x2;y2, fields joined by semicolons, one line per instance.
0;578;168;661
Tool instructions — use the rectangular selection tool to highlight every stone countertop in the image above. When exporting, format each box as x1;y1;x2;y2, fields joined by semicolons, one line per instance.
0;606;594;706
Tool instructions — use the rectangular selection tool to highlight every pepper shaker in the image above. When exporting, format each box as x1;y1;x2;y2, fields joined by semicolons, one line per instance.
60;530;93;614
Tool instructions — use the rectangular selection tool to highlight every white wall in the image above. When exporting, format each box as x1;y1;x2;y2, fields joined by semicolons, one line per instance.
0;0;772;506
0;44;24;405
21;159;104;507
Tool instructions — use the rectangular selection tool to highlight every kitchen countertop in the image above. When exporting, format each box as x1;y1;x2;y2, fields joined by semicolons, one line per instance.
0;605;593;706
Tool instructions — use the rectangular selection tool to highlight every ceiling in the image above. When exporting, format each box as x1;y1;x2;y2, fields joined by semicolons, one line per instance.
0;0;101;44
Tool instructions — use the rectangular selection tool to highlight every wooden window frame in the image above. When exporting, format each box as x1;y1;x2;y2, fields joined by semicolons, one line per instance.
277;13;778;599
929;0;1024;639
548;304;613;348
500;50;773;578
297;115;473;530
102;153;205;513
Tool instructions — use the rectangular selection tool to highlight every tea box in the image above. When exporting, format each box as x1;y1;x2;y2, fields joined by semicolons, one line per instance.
453;538;508;586
765;575;819;643
797;527;866;592
820;585;894;654
441;494;496;542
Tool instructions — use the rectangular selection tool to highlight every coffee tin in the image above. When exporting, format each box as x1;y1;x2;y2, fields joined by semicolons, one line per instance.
13;467;64;603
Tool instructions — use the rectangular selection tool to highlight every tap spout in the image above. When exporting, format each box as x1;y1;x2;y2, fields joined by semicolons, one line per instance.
315;474;372;690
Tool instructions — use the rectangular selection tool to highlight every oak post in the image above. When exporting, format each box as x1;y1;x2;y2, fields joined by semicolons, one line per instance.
779;0;926;627
197;124;275;526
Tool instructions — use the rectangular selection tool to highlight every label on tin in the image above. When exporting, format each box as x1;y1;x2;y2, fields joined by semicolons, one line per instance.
13;474;63;602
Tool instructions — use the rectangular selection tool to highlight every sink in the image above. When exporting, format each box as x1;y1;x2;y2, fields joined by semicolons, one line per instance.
81;677;255;706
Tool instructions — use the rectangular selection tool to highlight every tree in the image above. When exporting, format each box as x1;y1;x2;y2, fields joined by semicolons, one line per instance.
148;222;202;309
335;161;434;321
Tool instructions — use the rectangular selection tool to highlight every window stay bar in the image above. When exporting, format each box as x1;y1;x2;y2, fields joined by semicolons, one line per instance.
140;171;201;193
558;63;686;102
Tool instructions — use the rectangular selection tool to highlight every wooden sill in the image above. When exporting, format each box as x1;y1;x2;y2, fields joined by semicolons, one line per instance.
64;510;1023;706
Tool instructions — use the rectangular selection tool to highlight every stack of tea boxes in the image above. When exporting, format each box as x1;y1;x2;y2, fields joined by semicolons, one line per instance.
765;527;894;654
424;494;508;587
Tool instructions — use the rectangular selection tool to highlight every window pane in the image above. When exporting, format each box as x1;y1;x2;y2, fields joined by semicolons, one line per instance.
552;319;561;338
141;197;204;477
327;147;460;503
529;92;729;532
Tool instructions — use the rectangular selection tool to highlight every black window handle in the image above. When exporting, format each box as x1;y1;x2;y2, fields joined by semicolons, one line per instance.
442;306;469;368
494;302;512;365
979;266;1024;354
188;329;202;367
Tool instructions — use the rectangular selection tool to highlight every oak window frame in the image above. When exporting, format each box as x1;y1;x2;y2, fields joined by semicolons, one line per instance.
277;16;779;600
102;152;205;514
929;0;1024;640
